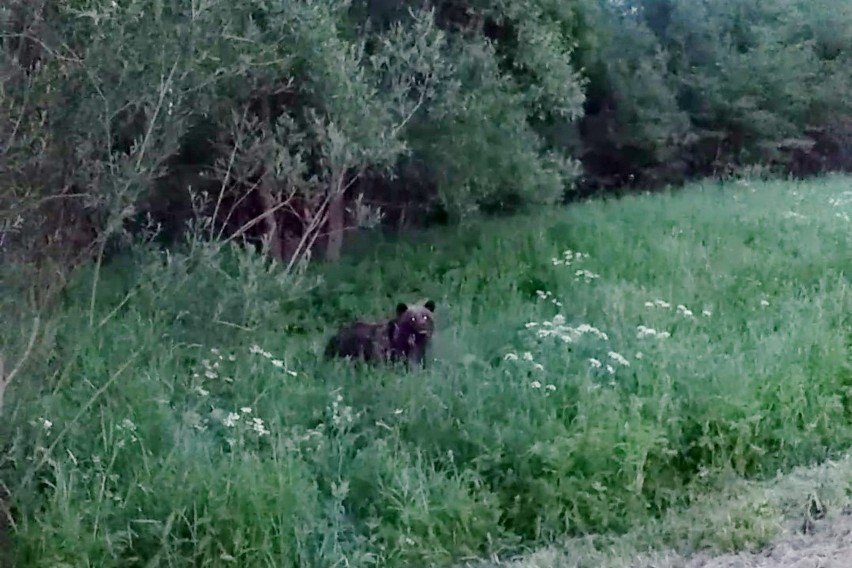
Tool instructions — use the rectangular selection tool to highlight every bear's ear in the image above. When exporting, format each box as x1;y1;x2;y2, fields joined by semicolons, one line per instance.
424;300;436;312
396;302;408;317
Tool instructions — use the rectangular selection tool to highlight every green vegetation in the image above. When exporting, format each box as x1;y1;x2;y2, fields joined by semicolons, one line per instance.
2;0;851;269
2;0;852;565
2;176;850;566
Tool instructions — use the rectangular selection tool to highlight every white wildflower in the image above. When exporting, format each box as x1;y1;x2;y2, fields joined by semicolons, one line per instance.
575;269;600;280
676;305;694;318
606;364;616;375
240;407;252;414
271;359;285;368
637;325;657;338
504;353;519;361
575;324;609;341
760;300;770;307
608;351;630;367
532;363;545;371
702;310;712;317
545;384;556;391
249;344;273;358
530;381;542;389
658;331;671;339
589;358;602;368
223;412;240;428
40;418;53;432
195;386;210;397
251;418;269;437
522;351;534;361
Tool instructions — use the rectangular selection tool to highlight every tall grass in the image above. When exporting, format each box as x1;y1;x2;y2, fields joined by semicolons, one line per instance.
1;176;850;567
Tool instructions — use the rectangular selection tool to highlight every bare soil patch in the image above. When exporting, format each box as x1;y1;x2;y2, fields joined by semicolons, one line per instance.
641;510;852;568
461;453;852;568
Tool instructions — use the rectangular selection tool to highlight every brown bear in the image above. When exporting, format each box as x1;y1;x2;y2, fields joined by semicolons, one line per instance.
324;300;436;368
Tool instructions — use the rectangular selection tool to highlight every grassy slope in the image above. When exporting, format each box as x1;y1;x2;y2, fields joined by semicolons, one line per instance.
1;176;850;567
462;450;852;568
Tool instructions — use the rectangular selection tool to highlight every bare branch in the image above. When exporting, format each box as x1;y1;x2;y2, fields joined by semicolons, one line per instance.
0;314;40;417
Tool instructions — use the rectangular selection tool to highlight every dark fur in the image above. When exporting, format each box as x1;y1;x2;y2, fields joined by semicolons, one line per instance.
324;300;436;367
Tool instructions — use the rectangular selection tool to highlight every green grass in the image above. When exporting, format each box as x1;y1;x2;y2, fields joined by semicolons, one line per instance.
1;175;851;567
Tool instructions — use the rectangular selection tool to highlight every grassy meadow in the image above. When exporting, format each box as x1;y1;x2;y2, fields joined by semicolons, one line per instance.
1;175;851;567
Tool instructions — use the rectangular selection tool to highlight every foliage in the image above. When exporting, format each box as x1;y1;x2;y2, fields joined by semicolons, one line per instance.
574;0;852;191
3;0;852;268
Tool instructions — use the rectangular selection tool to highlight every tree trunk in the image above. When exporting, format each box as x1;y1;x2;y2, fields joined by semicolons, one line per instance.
256;180;285;262
323;190;345;262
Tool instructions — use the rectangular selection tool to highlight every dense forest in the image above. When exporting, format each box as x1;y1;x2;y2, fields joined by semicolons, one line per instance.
2;0;851;277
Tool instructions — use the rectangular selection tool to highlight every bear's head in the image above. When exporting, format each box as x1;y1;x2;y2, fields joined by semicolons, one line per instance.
393;300;436;344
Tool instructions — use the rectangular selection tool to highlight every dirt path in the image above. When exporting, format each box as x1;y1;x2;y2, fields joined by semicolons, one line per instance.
641;511;852;568
460;453;852;568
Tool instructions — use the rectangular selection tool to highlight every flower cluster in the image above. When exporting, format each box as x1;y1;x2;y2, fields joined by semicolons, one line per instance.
506;308;636;387
250;344;298;376
209;406;271;447
193;347;234;384
33;417;53;434
330;392;356;428
551;249;589;267
536;289;563;308
574;269;601;282
182;345;295;444
503;351;555;391
636;325;671;339
504;350;546;372
115;418;139;448
644;299;710;319
549;249;600;282
526;314;609;343
588;350;631;375
219;407;270;436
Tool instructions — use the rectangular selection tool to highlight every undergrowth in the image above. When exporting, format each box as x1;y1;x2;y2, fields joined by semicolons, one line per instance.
1;176;851;567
